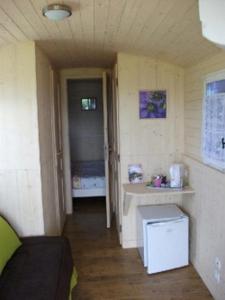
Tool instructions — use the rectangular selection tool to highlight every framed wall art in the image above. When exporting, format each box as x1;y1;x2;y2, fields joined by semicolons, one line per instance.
139;90;167;119
81;97;97;111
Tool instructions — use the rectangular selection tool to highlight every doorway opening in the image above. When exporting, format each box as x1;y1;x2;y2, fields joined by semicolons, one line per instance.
67;78;110;226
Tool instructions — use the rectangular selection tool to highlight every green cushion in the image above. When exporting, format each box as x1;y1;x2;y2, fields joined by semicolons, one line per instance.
69;267;78;300
0;216;22;274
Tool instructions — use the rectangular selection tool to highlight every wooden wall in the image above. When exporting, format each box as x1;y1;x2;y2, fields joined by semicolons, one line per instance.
0;42;44;236
183;52;225;300
35;46;59;235
0;41;60;237
117;53;184;248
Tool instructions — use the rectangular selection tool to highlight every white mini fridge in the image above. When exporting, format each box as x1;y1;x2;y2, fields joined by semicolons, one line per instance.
137;204;189;274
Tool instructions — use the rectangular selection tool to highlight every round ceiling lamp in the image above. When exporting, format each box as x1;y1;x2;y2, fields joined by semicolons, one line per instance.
42;4;72;21
199;0;225;48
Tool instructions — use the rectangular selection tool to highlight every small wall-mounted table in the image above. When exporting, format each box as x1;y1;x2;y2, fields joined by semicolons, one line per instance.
123;183;195;216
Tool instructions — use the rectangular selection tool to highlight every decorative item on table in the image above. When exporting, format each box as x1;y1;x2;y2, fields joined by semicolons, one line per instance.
128;164;143;184
146;174;170;188
169;163;185;188
139;90;167;119
153;175;162;187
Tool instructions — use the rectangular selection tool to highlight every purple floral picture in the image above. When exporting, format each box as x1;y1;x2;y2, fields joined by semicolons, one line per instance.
139;90;167;119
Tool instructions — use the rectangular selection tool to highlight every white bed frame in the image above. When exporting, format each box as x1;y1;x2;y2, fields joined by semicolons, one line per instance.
72;187;106;198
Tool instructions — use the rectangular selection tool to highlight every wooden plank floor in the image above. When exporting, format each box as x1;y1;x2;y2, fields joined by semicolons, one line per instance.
63;198;213;300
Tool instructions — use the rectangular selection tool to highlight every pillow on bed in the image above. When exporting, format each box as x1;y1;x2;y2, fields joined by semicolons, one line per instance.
0;216;22;274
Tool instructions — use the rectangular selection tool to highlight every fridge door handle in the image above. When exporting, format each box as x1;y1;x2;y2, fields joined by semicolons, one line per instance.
173;218;186;224
149;222;169;227
148;218;185;227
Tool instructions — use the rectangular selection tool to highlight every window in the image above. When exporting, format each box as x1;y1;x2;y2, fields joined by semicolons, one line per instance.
202;70;225;171
81;97;97;111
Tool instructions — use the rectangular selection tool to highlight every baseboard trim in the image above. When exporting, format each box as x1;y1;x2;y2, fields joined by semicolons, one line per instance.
122;240;137;249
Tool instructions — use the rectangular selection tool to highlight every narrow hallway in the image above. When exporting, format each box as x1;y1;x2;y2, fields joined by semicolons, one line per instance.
63;198;213;300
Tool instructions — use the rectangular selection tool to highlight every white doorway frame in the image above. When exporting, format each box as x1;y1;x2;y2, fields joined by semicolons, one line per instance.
60;68;110;217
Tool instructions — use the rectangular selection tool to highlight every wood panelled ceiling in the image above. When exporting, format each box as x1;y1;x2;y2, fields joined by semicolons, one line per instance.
0;0;221;68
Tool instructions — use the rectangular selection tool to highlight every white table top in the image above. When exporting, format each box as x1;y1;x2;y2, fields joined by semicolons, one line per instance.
123;183;194;215
123;183;194;196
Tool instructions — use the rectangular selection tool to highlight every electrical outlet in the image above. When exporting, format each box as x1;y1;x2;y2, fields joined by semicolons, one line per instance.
214;269;221;284
215;257;222;270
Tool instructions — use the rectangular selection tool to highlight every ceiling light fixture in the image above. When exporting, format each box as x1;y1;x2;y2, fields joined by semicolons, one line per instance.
42;4;72;21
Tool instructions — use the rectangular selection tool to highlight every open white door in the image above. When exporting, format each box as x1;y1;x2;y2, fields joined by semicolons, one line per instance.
113;64;122;243
103;72;111;228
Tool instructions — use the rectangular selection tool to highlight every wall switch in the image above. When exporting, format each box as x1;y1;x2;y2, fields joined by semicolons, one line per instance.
215;257;222;270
